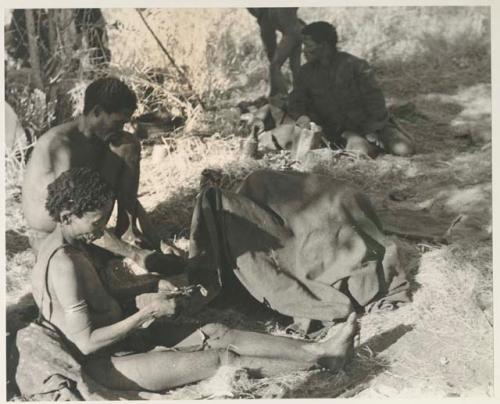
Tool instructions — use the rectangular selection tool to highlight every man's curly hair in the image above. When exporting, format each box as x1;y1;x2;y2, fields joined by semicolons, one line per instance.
83;76;137;115
46;167;115;222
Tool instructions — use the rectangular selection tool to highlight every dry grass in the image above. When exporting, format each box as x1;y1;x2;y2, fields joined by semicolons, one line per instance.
5;6;492;400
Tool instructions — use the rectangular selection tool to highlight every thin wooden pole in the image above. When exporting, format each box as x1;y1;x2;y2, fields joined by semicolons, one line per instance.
135;9;206;110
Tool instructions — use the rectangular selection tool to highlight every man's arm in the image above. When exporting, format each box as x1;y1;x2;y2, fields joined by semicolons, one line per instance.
354;59;389;134
287;66;323;127
50;250;174;355
287;67;311;121
48;136;73;176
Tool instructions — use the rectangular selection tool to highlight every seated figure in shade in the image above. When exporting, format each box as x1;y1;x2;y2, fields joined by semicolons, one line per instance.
288;21;415;158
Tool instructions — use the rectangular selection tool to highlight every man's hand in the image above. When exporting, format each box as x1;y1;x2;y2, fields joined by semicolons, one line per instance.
138;294;187;322
365;132;383;148
296;115;311;129
147;298;183;318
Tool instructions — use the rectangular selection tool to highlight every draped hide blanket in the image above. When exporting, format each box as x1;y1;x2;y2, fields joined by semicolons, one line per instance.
189;169;410;321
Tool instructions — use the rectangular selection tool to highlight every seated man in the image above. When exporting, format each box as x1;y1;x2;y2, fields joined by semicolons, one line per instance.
22;76;180;273
288;21;415;158
31;167;359;392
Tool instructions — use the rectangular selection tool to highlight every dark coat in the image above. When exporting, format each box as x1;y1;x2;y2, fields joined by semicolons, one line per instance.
288;51;389;143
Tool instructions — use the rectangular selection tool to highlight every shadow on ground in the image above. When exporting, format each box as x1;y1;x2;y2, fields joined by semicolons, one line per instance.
283;324;414;398
147;185;199;239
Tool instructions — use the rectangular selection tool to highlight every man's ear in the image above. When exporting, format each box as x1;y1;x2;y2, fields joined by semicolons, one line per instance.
60;210;72;225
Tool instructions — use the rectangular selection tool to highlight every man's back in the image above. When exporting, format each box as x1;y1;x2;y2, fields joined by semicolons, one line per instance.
22;121;105;232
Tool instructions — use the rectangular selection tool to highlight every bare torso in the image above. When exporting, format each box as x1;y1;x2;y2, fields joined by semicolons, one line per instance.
31;230;122;333
22;121;124;233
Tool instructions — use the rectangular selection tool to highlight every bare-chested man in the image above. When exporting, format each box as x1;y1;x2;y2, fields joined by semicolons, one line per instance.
22;76;181;273
32;167;359;391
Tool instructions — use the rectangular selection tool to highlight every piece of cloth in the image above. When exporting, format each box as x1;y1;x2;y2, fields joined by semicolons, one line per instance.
15;320;110;401
288;51;389;145
14;317;208;400
190;170;410;322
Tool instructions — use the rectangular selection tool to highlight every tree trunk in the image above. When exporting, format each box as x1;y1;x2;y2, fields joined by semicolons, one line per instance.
52;9;80;123
24;10;44;89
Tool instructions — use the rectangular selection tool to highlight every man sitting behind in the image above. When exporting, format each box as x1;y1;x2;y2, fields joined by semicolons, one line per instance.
31;166;359;392
22;77;180;273
288;21;415;158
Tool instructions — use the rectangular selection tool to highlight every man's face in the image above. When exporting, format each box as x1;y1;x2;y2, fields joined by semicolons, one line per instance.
93;108;133;142
65;199;113;243
302;35;324;63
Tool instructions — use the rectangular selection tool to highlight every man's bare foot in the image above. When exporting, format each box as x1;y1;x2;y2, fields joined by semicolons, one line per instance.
317;312;359;371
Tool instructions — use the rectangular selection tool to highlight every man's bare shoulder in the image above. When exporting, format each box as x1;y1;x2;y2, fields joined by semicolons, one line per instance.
49;245;90;281
35;121;80;153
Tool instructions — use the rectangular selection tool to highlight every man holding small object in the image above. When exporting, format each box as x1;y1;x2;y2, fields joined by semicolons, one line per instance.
31;167;359;391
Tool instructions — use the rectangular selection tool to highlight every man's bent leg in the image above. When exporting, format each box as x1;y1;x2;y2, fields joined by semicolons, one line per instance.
198;316;358;370
105;132;151;245
269;32;300;96
84;349;222;391
84;346;312;392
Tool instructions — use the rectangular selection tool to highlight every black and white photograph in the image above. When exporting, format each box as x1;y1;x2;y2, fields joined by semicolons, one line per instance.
3;2;495;400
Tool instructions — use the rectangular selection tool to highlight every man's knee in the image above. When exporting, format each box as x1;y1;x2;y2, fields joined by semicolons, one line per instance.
215;348;239;367
200;323;230;339
200;323;233;348
111;131;141;163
